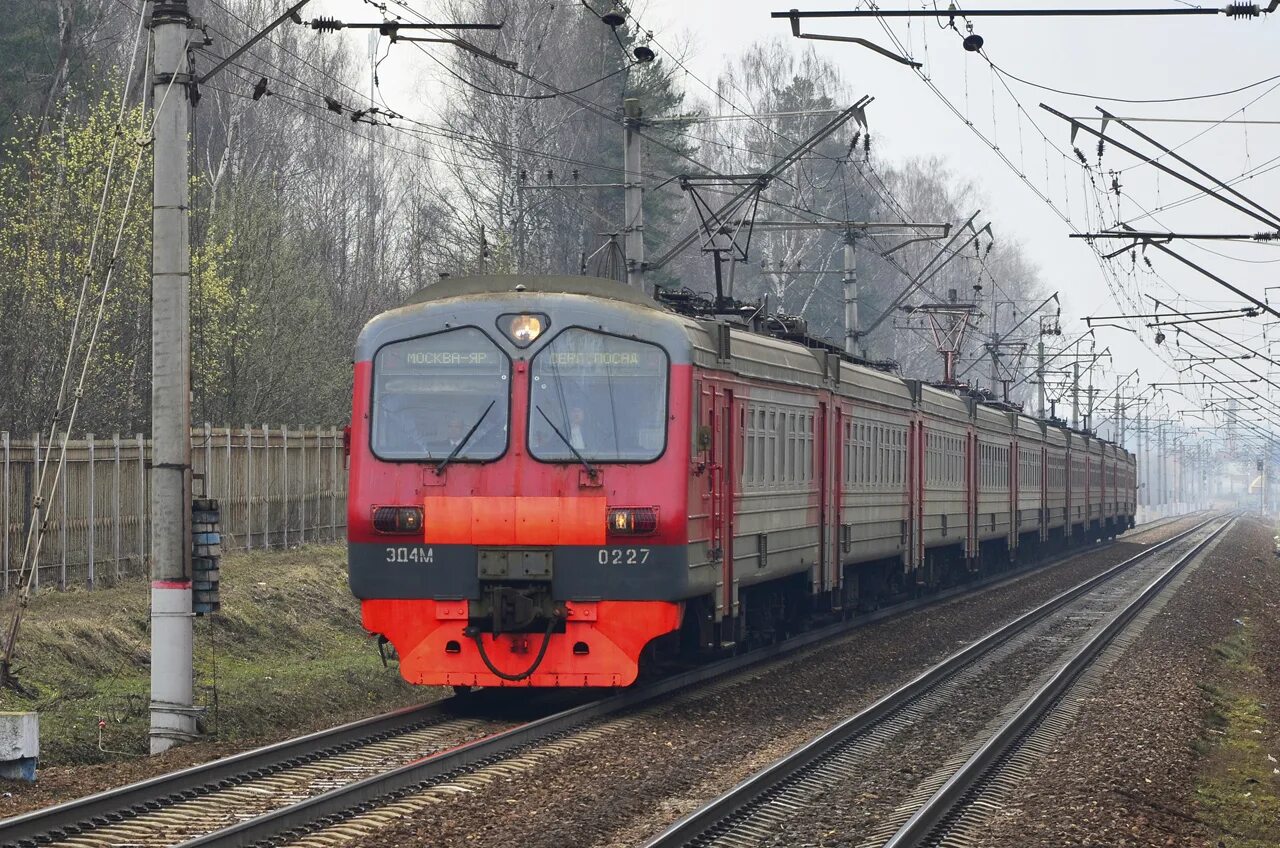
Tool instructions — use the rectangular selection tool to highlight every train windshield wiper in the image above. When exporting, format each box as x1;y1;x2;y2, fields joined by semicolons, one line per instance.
535;405;598;480
435;400;496;476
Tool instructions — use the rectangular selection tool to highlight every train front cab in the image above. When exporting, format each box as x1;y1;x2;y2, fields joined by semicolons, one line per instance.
347;277;698;688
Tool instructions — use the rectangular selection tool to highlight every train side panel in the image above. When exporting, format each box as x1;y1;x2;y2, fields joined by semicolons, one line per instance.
1015;416;1045;541
917;385;971;557
838;368;913;568
973;405;1014;544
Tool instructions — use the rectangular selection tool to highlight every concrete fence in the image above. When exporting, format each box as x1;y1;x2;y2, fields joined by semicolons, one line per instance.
0;425;348;593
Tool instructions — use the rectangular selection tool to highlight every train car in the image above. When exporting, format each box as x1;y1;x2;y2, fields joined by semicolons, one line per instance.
916;383;970;583
1044;424;1068;546
347;275;1137;689
1123;452;1138;525
1088;436;1106;535
1014;415;1044;558
973;403;1013;556
837;368;912;598
1067;432;1087;536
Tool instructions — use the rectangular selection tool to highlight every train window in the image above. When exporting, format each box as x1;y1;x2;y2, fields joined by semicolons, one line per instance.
370;327;510;462
528;328;668;463
798;417;808;484
779;413;788;484
753;413;762;485
842;421;852;487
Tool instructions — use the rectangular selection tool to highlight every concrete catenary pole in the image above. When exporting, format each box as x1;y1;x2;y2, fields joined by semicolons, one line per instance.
843;231;858;356
1037;339;1045;419
1071;357;1080;430
1158;424;1167;514
150;0;196;754
1115;378;1123;445
1138;408;1145;509
623;98;645;290
988;286;999;393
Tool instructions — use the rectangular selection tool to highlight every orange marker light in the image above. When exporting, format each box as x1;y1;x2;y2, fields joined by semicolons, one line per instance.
607;507;658;535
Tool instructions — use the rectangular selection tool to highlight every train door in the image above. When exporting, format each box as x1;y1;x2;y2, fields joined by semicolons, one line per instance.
707;386;737;627
817;401;839;599
1065;441;1074;538
966;429;977;563
1040;445;1049;543
1085;454;1092;530
1009;437;1018;552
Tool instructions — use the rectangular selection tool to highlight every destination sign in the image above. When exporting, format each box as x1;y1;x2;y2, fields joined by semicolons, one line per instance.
403;350;498;366
545;351;646;367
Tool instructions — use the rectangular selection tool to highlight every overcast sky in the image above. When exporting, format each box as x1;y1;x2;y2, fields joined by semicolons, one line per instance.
631;1;1280;432
333;0;1280;443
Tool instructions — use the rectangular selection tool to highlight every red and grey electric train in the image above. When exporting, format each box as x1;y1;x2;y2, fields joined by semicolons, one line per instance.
347;275;1137;689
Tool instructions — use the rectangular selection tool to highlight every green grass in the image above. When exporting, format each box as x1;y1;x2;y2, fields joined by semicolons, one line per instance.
1195;619;1280;847
0;545;434;765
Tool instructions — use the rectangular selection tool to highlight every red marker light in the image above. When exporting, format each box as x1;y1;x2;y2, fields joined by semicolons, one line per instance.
373;506;424;534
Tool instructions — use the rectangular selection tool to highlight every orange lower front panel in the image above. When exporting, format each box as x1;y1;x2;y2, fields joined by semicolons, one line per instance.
361;599;682;688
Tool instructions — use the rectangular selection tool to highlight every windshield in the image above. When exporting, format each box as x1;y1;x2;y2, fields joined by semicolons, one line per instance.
529;328;668;462
371;327;510;461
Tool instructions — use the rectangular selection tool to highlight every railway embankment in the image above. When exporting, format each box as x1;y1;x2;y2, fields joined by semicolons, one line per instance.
972;515;1280;848
0;545;427;810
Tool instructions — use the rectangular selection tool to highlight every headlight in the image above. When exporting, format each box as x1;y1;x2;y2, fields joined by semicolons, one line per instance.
500;313;548;346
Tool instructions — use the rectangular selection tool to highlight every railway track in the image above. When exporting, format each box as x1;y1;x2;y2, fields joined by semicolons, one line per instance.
0;696;538;848
641;513;1231;848
0;514;1201;848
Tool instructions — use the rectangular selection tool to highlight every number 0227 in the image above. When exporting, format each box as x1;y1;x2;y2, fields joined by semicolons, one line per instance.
597;547;651;565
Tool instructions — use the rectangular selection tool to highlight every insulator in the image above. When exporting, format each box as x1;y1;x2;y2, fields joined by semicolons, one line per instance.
1225;3;1259;18
311;16;343;32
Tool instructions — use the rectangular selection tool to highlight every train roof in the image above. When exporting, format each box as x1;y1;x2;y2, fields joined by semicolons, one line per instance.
402;274;658;310
392;274;1129;456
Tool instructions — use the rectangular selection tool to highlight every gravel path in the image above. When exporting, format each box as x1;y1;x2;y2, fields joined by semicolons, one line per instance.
318;518;1209;848
968;515;1279;848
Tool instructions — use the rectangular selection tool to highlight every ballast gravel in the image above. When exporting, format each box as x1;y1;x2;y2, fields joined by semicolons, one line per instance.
971;515;1280;848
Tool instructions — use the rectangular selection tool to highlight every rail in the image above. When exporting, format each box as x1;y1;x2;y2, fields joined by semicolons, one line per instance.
641;514;1224;848
0;513;1199;848
882;515;1235;847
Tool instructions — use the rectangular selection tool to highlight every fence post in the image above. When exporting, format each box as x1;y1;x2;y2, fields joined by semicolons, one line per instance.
331;426;338;540
32;431;39;592
315;429;322;541
316;427;322;540
282;425;289;549
136;433;146;573
245;424;253;550
225;427;233;549
2;431;8;593
87;435;95;589
299;427;306;546
113;434;121;583
59;443;67;591
262;423;270;549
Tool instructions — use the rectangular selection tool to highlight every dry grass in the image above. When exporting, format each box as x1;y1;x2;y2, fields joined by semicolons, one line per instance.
0;545;434;765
